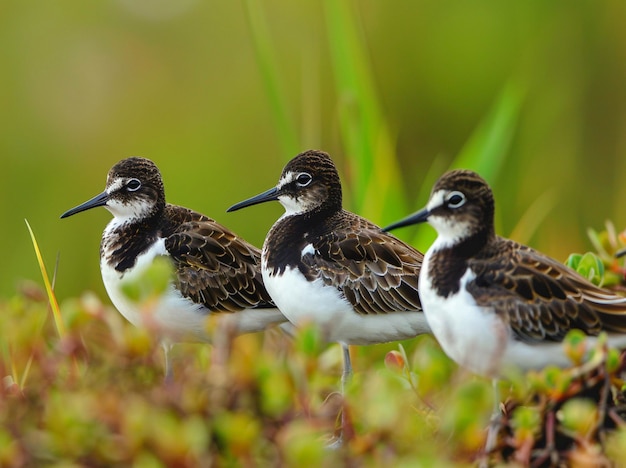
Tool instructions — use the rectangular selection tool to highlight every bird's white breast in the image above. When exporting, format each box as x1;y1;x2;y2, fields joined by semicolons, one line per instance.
101;237;212;343
419;253;508;377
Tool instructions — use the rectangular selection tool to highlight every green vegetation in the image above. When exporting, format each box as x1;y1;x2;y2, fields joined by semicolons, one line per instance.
3;248;626;464
4;2;626;465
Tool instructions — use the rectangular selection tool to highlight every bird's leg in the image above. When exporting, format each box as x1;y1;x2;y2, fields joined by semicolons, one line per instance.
336;343;353;448
327;342;353;450
341;342;353;391
161;341;174;384
484;379;502;457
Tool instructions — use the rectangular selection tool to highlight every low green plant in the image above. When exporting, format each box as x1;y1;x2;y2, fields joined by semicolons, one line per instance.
565;220;626;289
3;222;626;465
5;7;625;463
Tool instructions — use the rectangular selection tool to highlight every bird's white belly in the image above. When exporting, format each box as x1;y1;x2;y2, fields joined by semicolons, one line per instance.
263;266;428;345
101;238;212;342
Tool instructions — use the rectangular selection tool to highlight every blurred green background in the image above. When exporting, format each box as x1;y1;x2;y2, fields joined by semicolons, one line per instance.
2;1;626;301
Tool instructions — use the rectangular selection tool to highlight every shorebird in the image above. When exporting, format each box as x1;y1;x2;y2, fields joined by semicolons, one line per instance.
61;157;286;379
227;150;429;386
384;169;626;377
384;168;626;451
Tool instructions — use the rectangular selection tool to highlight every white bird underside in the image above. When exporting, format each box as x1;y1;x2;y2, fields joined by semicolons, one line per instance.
263;265;429;345
420;251;626;378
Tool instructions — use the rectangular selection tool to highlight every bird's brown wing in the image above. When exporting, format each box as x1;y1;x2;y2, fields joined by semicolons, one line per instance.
302;217;423;315
164;210;274;312
468;237;626;343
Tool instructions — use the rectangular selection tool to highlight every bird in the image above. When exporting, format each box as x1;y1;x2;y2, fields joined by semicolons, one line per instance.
384;169;626;378
226;150;429;387
384;169;626;453
61;157;286;379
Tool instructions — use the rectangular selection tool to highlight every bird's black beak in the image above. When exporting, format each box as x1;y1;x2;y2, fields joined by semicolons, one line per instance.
60;191;109;219
227;187;280;212
383;207;431;232
616;248;626;259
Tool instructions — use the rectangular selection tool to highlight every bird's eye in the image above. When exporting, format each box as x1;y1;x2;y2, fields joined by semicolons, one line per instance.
296;173;312;187
446;191;466;209
126;179;141;191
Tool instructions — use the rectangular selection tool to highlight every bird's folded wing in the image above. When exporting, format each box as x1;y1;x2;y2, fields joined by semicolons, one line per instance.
469;239;626;343
302;227;423;315
165;219;274;312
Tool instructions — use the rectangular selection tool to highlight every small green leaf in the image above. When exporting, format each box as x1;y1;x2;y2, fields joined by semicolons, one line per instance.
563;329;588;366
606;348;621;374
566;252;605;286
510;406;541;443
565;253;582;271
557;398;598;437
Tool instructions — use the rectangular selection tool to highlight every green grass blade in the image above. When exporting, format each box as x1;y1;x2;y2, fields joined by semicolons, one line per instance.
25;219;66;338
242;0;300;158
450;81;523;181
323;0;406;222
19;353;35;389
